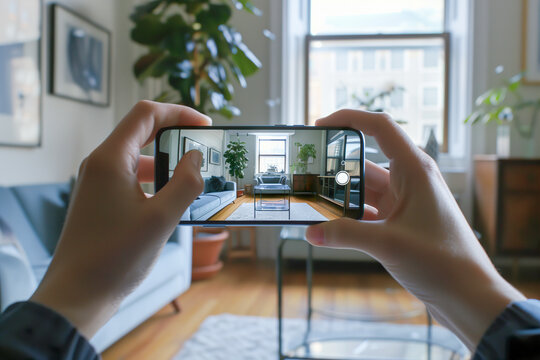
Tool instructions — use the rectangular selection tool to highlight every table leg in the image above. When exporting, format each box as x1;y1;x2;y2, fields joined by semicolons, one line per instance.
277;239;285;360
304;243;313;350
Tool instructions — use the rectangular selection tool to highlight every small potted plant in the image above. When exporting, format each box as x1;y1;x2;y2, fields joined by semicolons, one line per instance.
465;68;539;157
223;139;249;197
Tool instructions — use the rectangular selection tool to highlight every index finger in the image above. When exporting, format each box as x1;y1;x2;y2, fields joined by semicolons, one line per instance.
316;109;418;161
99;101;211;172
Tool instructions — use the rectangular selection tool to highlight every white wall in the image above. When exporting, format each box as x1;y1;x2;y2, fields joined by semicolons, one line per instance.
0;0;116;185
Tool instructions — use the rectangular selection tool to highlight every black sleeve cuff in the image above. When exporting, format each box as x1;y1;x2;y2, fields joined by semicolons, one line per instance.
0;301;99;360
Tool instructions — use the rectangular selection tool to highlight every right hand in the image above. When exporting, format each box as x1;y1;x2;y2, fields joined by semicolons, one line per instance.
306;109;525;350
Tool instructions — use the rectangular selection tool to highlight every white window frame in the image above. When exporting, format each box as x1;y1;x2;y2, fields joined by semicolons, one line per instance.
274;0;475;166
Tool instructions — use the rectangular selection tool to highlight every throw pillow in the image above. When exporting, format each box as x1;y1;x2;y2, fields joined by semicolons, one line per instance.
0;217;30;265
207;176;226;193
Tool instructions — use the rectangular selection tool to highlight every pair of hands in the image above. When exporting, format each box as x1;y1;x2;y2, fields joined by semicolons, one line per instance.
31;102;524;352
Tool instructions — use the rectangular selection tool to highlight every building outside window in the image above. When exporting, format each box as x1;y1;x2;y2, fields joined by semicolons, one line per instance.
307;0;449;150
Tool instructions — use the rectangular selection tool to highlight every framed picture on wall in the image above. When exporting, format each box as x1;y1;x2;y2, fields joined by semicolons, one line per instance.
0;0;42;147
523;0;540;84
209;148;221;165
50;4;111;106
183;137;208;172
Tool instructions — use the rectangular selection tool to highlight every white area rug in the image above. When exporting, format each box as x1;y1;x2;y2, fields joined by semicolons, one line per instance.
226;203;328;221
174;314;469;360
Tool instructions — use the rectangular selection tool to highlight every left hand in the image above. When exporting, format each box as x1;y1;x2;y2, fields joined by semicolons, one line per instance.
31;101;211;338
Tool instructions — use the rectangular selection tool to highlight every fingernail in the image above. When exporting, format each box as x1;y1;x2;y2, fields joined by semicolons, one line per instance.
189;150;202;168
306;226;325;245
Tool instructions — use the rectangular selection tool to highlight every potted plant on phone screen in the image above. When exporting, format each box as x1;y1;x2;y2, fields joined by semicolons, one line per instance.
293;142;317;174
223;139;249;197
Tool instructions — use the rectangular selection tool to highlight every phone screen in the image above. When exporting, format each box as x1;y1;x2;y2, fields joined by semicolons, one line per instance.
155;126;364;225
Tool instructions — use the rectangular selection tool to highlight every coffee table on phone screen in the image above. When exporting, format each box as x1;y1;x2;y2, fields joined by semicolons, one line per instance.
253;184;291;220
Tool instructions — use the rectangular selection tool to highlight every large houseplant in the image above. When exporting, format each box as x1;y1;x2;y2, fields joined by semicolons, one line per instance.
223;139;249;196
292;142;317;174
130;0;262;119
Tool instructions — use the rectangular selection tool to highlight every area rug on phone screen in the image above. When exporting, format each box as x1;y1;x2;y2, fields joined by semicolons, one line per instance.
174;314;469;360
225;203;328;221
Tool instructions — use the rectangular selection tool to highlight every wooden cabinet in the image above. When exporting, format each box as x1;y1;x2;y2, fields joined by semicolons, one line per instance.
474;156;540;256
292;174;318;194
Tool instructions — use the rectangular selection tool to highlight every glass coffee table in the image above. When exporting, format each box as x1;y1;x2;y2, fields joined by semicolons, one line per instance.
254;184;291;219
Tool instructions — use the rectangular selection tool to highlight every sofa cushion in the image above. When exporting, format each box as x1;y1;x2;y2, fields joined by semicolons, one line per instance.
0;188;50;265
11;183;71;254
119;242;185;309
206;176;226;193
206;191;235;204
190;196;220;220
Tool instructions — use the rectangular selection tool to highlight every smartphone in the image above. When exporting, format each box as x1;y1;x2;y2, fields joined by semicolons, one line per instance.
155;126;364;225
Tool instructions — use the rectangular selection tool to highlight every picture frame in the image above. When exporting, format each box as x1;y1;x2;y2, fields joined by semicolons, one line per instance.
523;0;540;84
209;148;221;165
0;0;42;147
50;4;111;106
183;137;208;172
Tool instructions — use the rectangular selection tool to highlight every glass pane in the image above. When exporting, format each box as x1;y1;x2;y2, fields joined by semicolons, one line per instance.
259;156;286;173
308;37;446;146
259;139;286;155
310;0;445;35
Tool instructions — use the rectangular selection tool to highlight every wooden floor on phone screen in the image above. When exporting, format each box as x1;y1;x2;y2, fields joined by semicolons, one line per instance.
102;260;540;360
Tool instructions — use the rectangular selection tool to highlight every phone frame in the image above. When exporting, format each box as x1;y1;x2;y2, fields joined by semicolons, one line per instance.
155;126;365;226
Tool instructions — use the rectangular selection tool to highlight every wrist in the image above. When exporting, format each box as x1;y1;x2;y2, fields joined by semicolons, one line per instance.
430;268;525;350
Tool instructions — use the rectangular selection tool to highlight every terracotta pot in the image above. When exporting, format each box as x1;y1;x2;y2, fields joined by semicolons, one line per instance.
192;227;229;281
237;189;244;197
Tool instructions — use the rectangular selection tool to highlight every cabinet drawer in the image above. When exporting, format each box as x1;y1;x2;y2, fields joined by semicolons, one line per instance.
500;194;540;254
503;164;540;191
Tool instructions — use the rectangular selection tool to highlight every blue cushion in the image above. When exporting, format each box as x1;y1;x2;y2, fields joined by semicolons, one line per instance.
119;242;184;309
11;183;71;254
0;188;50;265
190;196;220;220
207;191;235;204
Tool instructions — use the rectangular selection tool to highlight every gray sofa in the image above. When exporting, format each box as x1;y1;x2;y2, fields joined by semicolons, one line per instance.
254;174;290;194
181;177;237;221
0;182;193;352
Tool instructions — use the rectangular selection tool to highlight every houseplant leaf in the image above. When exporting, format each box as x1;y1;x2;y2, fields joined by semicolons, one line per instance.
131;14;168;45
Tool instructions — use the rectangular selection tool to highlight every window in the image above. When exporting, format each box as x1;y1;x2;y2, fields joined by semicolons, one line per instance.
258;136;287;173
335;50;348;71
391;50;404;70
423;87;439;107
307;0;449;151
423;48;440;68
390;90;404;108
362;50;375;70
335;85;348;108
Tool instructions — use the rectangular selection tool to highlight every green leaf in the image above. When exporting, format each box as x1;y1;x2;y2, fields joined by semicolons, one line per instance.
489;87;507;106
130;0;164;22
231;43;262;77
464;111;482;124
196;4;232;30
131;14;168;45
163;31;191;57
475;89;492;106
133;52;167;81
508;72;524;92
168;75;194;106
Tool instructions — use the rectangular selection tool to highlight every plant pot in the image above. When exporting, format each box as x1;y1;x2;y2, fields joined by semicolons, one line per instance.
192;228;229;281
237;189;244;197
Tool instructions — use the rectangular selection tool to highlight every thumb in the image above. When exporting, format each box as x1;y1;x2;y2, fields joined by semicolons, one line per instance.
306;218;385;257
150;150;204;224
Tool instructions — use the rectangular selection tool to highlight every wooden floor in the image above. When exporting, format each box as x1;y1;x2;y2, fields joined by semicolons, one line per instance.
102;260;540;360
208;194;342;221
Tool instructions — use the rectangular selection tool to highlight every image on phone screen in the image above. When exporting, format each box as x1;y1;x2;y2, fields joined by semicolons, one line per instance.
155;127;364;225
